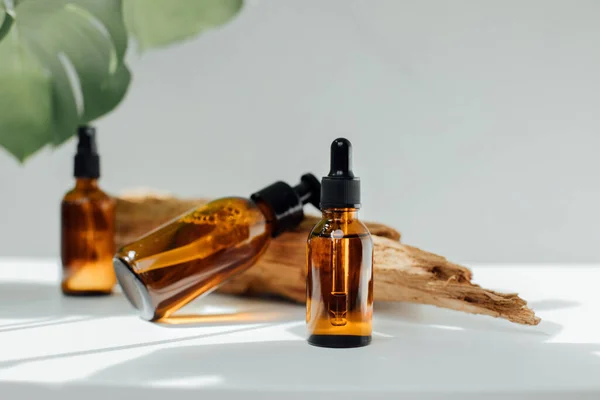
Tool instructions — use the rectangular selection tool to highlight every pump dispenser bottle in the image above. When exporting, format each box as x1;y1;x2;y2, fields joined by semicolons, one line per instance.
306;138;373;348
114;174;321;321
61;126;116;295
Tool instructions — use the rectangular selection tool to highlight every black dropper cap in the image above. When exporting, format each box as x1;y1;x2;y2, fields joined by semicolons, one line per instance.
74;126;100;179
320;138;361;209
250;173;321;237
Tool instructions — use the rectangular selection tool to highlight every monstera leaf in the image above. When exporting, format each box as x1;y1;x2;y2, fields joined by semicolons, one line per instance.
0;0;243;163
0;0;130;162
124;0;243;52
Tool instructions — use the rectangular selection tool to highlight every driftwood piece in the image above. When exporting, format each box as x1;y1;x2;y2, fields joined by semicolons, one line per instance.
115;192;540;326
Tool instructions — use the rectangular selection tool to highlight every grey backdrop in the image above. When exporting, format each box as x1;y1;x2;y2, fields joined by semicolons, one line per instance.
1;0;599;263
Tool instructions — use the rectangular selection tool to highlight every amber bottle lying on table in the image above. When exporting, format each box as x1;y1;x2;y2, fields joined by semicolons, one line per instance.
114;173;321;321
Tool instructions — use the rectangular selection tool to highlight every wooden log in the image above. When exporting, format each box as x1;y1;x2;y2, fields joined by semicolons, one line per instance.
115;192;540;326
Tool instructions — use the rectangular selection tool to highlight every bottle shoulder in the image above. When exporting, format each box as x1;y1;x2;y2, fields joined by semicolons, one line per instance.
308;216;372;239
199;196;260;215
62;186;114;205
207;196;253;208
179;196;267;226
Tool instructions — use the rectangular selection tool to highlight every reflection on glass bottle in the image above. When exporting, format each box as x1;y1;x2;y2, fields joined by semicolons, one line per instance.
307;138;373;348
114;174;321;321
61;126;116;295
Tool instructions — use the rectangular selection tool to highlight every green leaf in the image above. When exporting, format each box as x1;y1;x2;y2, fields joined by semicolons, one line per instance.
0;1;14;43
0;0;130;161
124;0;243;51
0;32;52;162
0;11;7;42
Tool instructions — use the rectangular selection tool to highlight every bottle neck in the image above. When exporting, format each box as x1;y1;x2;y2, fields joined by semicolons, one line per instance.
250;181;306;238
75;178;99;190
322;208;359;220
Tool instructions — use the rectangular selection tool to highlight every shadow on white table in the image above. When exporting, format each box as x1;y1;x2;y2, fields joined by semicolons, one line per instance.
0;260;599;400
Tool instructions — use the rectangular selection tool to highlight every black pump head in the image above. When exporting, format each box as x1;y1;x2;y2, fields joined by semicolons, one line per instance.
77;126;98;154
74;125;100;179
294;173;321;209
320;138;361;209
250;173;321;237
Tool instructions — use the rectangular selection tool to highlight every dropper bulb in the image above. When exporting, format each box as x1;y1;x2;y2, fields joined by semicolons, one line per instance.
320;137;361;209
329;138;354;178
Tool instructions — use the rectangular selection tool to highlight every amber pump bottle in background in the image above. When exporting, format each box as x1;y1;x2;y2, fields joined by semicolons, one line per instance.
306;138;373;348
114;173;321;321
61;126;116;296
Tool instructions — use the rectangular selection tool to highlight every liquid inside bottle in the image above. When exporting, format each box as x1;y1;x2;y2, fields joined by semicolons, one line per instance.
306;209;373;347
114;197;274;321
61;179;116;295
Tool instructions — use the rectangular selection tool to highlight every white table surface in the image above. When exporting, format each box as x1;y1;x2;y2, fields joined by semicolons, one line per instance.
0;258;599;399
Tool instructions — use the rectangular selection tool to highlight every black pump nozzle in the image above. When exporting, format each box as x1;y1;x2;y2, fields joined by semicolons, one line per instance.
320;138;361;209
77;126;98;154
293;173;321;208
251;173;321;237
74;125;100;179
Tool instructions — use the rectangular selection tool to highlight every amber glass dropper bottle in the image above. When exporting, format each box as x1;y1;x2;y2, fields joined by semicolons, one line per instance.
306;138;374;348
113;173;321;321
61;126;117;296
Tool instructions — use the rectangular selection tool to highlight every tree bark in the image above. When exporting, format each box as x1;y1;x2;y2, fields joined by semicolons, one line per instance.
115;192;540;326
